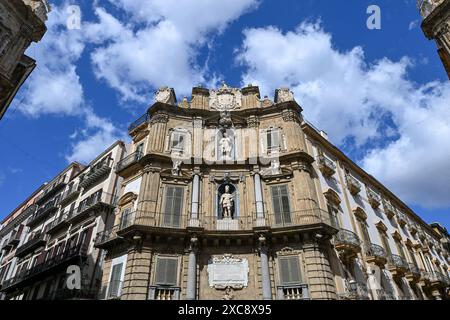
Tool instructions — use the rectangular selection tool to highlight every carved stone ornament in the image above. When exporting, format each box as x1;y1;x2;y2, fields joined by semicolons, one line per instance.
209;82;242;111
155;87;175;104
275;88;294;104
207;254;249;289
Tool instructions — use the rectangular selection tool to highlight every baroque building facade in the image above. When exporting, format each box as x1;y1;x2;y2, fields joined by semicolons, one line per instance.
0;0;50;120
94;84;450;301
419;0;450;78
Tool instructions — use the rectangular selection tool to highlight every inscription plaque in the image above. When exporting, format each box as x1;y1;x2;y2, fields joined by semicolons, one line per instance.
207;255;249;289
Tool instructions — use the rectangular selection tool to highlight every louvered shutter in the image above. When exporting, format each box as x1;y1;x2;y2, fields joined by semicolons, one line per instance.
279;256;302;285
155;257;178;286
163;186;183;227
271;185;291;226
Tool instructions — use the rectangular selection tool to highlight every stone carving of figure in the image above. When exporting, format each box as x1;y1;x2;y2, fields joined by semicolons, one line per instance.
219;131;233;159
171;160;182;176
220;185;234;219
270;159;281;175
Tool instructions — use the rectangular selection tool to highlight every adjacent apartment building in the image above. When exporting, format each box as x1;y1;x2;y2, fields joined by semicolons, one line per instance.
0;141;126;300
0;0;51;119
419;0;450;78
92;84;450;301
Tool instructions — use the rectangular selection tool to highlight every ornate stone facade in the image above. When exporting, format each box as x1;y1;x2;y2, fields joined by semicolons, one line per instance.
0;0;50;120
95;84;450;300
419;0;450;79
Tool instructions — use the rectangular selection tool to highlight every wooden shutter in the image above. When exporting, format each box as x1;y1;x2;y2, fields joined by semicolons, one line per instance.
155;257;178;286
163;186;183;227
279;256;302;285
271;185;291;226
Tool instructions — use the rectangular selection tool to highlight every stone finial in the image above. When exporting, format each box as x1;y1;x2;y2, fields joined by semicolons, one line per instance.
274;88;294;103
155;87;176;105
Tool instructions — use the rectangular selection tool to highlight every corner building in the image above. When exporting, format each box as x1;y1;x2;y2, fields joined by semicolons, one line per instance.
97;84;450;301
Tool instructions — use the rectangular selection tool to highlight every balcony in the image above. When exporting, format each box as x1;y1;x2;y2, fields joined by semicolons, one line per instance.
15;232;49;258
53;287;99;300
387;254;408;278
115;151;143;175
376;289;396;300
345;174;361;196
365;243;387;267
267;208;339;233
316;155;336;177
79;158;113;190
129;113;149;132
408;221;418;235
101;280;123;300
67;192;117;225
94;225;121;249
6;231;22;248
333;229;361;260
2;244;88;292
396;211;407;226
338;280;370;300
429;271;450;288
59;185;80;206
46;213;70;234
382;200;395;219
28;200;58;228
405;263;421;283
35;176;66;205
366;189;381;209
148;286;180;300
276;284;309;300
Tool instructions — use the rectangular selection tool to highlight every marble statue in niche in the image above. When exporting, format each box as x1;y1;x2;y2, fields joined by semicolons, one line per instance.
220;185;234;219
219;130;233;160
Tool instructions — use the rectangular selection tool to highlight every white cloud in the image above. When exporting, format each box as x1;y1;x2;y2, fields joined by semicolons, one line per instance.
409;20;419;30
65;109;128;164
236;22;450;208
88;0;260;101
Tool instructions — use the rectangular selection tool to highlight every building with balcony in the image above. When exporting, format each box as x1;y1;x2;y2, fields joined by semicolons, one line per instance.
418;0;450;79
93;84;450;301
0;0;51;120
0;142;126;300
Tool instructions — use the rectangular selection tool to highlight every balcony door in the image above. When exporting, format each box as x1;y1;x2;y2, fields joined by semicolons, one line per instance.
162;186;184;228
271;185;292;226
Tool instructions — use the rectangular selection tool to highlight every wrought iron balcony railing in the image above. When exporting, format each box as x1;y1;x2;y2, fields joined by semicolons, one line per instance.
316;155;336;177
94;225;120;248
345;174;361;195
35;176;66;205
67;192;117;224
59;185;80;206
128;113;150;132
382;200;395;219
396;211;407;226
46;212;70;234
2;244;88;291
15;232;49;258
429;271;450;286
79;158;113;190
376;289;396;300
115;151;143;173
365;243;387;266
334;229;361;250
338;279;370;300
388;254;409;277
28;199;59;227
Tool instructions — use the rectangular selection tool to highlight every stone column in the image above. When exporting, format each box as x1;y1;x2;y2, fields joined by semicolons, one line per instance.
186;236;198;300
258;235;272;300
303;236;337;300
253;172;265;227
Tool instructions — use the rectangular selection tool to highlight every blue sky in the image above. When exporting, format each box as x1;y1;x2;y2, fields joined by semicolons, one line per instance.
1;0;449;229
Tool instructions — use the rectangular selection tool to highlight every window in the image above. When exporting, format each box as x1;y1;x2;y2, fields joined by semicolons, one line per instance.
120;208;132;229
108;263;124;298
356;218;371;245
155;256;179;286
170;131;186;153
327;203;340;228
395;240;407;260
271;185;291;226
162;186;184;228
379;232;392;256
136;143;144;155
266;128;281;152
278;256;302;286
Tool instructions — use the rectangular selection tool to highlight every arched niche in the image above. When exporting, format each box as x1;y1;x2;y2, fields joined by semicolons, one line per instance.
216;182;240;219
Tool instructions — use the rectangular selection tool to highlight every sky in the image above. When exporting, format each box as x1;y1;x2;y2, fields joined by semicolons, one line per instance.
0;0;449;229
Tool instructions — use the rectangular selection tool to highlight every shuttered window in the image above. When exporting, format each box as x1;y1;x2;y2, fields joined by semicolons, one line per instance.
108;263;123;298
163;186;184;227
278;256;302;285
171;131;185;152
271;185;292;226
267;128;281;151
155;256;178;286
